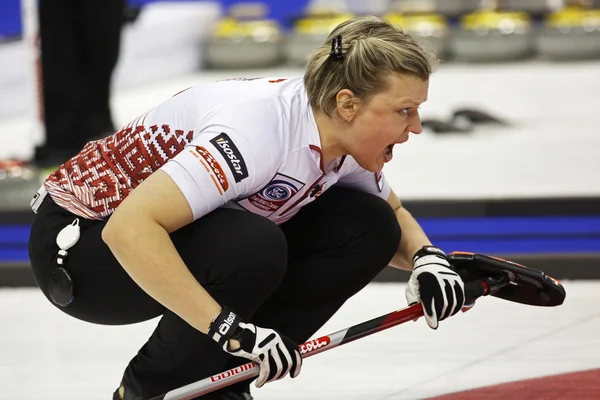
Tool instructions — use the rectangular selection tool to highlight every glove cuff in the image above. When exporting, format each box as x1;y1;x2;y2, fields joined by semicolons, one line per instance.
412;246;448;265
208;306;242;347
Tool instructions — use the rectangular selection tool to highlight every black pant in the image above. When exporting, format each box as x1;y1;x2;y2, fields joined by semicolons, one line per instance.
29;186;401;398
36;0;125;166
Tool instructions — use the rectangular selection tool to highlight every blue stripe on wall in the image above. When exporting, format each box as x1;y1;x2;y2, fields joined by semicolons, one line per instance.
418;217;600;236
4;217;600;245
0;0;312;38
0;225;30;244
435;238;600;255
4;238;599;264
2;216;600;262
0;249;30;262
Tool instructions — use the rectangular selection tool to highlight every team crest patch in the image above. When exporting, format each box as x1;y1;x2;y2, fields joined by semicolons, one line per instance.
375;171;384;192
238;174;305;217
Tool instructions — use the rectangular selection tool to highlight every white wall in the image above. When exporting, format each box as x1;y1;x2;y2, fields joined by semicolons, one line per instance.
384;61;600;199
1;48;599;199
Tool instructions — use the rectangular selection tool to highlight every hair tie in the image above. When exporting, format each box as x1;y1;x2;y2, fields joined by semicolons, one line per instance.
329;35;344;62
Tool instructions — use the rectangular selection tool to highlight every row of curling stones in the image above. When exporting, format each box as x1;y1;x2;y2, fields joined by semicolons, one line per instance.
537;4;600;60
203;1;600;68
284;6;356;66
205;2;283;69
453;1;600;62
205;2;356;68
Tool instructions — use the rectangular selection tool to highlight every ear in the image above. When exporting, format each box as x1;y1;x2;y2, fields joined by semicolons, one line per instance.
335;89;359;121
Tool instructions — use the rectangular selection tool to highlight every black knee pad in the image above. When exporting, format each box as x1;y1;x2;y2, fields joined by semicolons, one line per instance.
367;195;402;257
331;187;401;252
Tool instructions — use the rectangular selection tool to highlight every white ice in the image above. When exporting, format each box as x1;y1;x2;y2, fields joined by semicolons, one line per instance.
1;281;598;400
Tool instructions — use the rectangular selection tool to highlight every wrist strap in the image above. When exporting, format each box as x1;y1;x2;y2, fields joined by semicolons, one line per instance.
412;246;448;264
208;306;242;346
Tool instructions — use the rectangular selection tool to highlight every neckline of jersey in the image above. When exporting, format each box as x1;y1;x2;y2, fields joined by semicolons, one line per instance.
301;86;344;175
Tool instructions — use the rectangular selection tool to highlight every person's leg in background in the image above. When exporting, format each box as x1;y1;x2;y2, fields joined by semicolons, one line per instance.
78;0;126;144
221;185;402;394
35;0;88;167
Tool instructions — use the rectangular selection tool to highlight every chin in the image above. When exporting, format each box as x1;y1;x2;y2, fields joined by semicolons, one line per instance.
354;157;382;173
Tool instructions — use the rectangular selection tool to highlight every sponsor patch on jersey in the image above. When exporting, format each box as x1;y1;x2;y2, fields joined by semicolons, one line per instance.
238;174;305;217
210;133;249;183
190;146;229;194
375;171;383;192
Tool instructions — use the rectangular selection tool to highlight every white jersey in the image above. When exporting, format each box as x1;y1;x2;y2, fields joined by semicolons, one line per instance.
45;77;391;224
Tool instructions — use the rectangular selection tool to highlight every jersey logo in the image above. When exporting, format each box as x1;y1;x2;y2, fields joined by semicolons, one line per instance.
238;174;305;217
190;146;229;194
210;133;248;183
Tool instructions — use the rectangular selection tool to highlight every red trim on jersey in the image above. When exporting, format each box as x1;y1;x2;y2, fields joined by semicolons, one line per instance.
140;112;148;127
335;155;347;173
279;150;347;217
309;145;346;174
309;144;325;173
279;175;325;216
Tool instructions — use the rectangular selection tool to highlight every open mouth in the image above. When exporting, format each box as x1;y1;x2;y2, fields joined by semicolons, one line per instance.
384;144;394;162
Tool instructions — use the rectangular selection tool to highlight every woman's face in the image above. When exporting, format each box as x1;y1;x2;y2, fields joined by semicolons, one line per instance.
345;74;429;172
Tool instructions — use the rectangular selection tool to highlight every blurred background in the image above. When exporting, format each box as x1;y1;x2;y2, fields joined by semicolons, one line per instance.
1;0;599;286
1;1;600;399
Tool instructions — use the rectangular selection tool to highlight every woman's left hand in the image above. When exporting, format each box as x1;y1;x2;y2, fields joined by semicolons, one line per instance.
405;246;465;329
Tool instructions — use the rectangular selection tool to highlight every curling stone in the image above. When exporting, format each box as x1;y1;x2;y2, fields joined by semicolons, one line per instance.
283;9;354;66
345;0;390;15
564;0;600;8
500;0;551;15
432;0;481;18
205;3;283;69
0;160;40;211
450;9;534;62
535;7;600;60
385;11;450;58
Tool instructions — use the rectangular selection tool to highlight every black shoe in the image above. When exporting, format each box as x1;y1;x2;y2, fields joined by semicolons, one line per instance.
198;391;253;400
196;380;253;400
216;390;253;400
112;383;253;400
112;385;143;400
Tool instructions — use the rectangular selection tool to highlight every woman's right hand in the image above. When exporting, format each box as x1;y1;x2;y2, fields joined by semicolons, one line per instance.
208;307;302;388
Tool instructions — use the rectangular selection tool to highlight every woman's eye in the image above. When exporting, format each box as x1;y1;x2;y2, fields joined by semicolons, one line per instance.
398;108;412;115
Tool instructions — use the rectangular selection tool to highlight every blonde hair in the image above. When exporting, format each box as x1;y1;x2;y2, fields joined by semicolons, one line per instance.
304;16;437;117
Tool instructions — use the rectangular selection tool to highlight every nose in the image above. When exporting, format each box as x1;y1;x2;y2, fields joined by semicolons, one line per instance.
409;110;423;135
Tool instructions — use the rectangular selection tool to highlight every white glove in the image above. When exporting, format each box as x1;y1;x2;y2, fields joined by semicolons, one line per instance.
208;307;302;388
406;246;465;329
